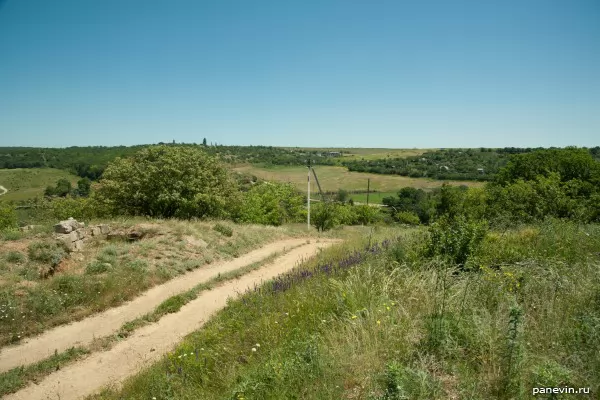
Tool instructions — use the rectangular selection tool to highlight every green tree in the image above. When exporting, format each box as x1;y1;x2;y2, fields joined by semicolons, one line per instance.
96;146;239;219
54;178;72;197
237;182;306;226
311;202;338;232
76;178;92;197
202;138;207;146
0;204;18;230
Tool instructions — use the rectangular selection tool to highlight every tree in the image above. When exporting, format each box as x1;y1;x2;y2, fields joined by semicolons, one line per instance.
237;182;305;225
202;138;207;146
54;179;72;197
335;189;349;203
76;178;92;197
96;145;239;219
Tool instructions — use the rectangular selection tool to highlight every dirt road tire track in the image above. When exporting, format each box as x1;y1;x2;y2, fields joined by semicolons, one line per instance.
0;238;311;372
5;240;337;400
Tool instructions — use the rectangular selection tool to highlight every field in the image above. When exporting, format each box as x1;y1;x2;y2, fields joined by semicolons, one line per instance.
0;168;80;203
234;164;483;192
283;147;431;160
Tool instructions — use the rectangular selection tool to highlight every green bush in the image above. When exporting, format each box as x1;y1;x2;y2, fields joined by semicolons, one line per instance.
425;216;488;267
213;223;233;237
395;211;420;225
311;202;338;232
5;251;26;264
96;145;240;219
27;241;66;266
0;205;18;231
238;182;305;226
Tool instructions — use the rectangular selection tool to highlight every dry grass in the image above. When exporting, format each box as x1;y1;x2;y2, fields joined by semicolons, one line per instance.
233;164;483;192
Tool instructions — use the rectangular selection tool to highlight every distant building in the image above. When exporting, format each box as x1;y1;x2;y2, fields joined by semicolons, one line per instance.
326;151;341;157
477;168;485;174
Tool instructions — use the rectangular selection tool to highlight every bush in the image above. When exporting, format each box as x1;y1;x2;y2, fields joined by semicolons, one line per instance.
237;182;305;226
311;202;338;232
96;145;240;219
5;251;26;264
27;241;66;265
425;216;488;267
395;211;420;225
0;204;18;231
213;223;233;237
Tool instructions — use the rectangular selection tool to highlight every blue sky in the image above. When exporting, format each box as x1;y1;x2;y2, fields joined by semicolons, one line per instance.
0;0;599;148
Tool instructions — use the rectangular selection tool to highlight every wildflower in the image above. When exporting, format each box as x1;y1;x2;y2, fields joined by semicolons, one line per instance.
256;343;260;347
351;315;357;320
377;320;381;325
386;307;390;311
252;347;257;352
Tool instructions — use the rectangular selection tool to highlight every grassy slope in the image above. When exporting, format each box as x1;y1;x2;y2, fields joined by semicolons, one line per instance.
0;168;80;203
233;165;483;193
92;221;600;400
0;219;305;346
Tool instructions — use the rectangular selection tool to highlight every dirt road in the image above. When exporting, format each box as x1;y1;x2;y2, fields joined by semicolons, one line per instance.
0;238;310;372
6;240;336;400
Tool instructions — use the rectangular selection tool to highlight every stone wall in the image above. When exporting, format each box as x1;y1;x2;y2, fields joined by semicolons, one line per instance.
53;218;110;252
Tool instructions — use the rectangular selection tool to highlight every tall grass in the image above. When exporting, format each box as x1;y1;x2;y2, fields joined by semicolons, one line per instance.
91;220;600;399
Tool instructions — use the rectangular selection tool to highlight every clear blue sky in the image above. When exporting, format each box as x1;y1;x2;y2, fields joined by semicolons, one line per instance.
1;0;599;148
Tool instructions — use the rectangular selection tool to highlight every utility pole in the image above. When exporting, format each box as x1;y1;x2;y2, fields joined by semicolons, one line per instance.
307;159;311;230
366;178;370;205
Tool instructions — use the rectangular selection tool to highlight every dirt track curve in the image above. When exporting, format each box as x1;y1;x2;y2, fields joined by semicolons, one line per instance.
4;240;338;400
0;238;310;372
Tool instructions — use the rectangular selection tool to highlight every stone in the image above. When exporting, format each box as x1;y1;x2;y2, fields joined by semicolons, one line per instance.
99;224;110;234
54;218;84;234
68;231;79;242
91;227;101;236
73;240;84;252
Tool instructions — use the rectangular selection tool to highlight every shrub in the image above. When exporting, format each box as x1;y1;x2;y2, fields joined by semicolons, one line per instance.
425;216;488;267
213;223;233;237
96;145;240;219
311;202;338;232
0;204;18;231
238;182;305;226
27;241;66;266
395;211;420;225
5;251;26;264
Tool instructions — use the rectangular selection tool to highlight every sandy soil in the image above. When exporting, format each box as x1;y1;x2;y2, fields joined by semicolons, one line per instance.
5;240;337;400
0;238;309;372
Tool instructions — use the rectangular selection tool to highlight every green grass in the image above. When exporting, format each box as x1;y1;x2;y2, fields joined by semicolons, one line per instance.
0;249;293;396
233;164;483;193
90;220;600;400
0;168;80;202
282;147;432;160
0;347;90;397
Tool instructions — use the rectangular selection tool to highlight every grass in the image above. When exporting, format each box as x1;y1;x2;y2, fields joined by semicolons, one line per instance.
0;168;80;203
0;247;297;396
0;347;90;397
0;218;302;346
89;220;600;400
233;164;483;193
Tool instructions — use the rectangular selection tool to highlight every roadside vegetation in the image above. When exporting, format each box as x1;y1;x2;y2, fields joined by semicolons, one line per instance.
0;219;294;345
0;144;599;398
91;220;600;399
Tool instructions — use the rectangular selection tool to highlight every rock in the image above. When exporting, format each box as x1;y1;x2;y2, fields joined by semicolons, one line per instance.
91;227;102;236
73;240;84;252
99;224;110;234
54;218;84;234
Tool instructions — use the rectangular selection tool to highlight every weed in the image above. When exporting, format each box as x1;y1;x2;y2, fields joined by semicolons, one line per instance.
5;251;26;264
213;223;234;237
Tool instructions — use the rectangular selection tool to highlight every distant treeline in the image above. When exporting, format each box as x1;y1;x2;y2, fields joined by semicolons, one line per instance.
1;144;598;182
0;143;342;180
343;147;600;181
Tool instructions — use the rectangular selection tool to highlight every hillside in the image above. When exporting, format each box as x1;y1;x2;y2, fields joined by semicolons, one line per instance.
0;169;80;203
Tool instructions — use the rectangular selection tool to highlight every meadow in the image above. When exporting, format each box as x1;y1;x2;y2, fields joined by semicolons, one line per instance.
0;168;79;203
233;164;482;193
